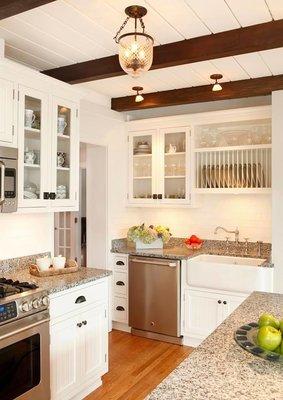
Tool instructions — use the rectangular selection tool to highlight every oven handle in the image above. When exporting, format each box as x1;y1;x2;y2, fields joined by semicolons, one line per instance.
0;313;50;341
0;160;5;205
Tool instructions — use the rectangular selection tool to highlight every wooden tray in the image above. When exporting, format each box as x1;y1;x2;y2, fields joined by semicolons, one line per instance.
29;260;78;277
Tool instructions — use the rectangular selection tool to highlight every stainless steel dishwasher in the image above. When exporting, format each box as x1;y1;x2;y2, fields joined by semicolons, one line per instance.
129;256;182;344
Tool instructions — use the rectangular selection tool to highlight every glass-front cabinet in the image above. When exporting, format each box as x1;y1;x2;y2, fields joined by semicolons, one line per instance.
18;86;49;208
51;97;78;208
128;126;191;205
18;88;79;210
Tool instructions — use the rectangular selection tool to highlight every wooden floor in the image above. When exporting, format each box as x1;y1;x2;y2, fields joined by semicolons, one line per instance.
85;330;193;400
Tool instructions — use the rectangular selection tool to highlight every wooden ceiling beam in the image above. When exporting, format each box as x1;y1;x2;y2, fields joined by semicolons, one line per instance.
43;19;283;84
111;75;283;112
0;0;55;20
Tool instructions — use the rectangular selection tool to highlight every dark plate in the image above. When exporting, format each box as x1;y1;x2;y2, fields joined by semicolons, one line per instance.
234;322;283;363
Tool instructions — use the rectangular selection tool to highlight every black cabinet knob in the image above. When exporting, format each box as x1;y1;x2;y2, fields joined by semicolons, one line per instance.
82;320;87;325
153;194;158;199
223;301;227;305
43;192;50;200
218;300;222;304
116;306;125;311
157;194;163;199
77;322;82;328
116;281;125;286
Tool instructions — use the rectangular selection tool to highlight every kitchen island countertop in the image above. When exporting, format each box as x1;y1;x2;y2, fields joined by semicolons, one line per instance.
146;291;283;400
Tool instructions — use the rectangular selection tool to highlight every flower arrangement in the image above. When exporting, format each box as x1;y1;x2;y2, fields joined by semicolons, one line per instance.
127;223;171;245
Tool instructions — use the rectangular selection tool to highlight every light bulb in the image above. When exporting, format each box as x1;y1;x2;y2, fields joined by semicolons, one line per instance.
135;94;144;102
212;82;222;92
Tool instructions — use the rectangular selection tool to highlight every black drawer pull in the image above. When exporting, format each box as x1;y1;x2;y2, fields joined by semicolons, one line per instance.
223;301;227;305
116;281;125;286
77;322;82;328
116;261;125;266
218;300;222;304
82;320;87;325
75;295;86;304
116;306;125;311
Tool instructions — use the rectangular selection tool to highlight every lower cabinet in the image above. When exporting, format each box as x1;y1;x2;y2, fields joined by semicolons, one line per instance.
50;280;109;400
184;288;248;346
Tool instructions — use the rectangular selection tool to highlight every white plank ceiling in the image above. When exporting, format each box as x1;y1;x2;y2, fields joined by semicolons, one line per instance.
0;0;283;98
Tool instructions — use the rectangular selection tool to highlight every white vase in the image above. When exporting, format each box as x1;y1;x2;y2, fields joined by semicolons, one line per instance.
135;238;163;249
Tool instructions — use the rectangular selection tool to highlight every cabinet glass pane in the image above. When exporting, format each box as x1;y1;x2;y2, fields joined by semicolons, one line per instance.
24;96;42;200
133;135;152;199
56;105;71;200
164;131;186;200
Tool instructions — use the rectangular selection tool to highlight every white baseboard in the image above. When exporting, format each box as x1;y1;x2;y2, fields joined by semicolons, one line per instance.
70;377;102;400
183;335;203;347
112;321;131;333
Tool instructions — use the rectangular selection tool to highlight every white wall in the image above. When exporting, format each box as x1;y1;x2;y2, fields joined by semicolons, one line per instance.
272;91;283;293
0;213;54;260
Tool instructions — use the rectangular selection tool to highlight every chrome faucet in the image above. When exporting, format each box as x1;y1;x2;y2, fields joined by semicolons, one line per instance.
214;226;240;243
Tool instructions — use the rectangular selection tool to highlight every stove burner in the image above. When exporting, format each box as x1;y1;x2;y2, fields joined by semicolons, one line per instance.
0;278;38;299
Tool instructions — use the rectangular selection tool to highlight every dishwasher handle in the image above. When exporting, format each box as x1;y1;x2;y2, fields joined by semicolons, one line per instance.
131;258;178;268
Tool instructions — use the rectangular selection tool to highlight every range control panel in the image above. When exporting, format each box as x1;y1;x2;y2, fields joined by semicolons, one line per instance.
0;301;17;323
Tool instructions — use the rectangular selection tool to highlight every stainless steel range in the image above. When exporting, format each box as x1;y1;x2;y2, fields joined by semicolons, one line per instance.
0;278;50;400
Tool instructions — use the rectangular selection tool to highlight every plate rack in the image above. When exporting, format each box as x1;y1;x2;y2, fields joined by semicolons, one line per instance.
195;145;271;193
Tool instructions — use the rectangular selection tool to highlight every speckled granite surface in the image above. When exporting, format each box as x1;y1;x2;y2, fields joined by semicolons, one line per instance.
112;238;272;266
147;292;283;400
0;253;111;294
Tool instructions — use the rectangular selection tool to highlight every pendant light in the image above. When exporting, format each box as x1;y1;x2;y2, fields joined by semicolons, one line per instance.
114;5;154;78
133;86;144;102
210;74;223;91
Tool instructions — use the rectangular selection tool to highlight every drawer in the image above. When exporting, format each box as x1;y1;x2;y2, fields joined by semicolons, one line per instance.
113;255;128;272
50;279;107;320
113;296;128;323
113;272;128;297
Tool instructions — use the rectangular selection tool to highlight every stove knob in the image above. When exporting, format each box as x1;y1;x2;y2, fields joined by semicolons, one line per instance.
20;301;30;313
32;299;40;309
41;296;49;307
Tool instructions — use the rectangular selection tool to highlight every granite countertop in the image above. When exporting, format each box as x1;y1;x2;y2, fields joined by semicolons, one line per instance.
0;253;111;294
147;291;283;400
3;267;112;294
112;238;272;267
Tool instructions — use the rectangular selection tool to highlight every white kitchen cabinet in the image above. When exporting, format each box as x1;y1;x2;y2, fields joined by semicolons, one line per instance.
112;254;129;330
128;126;192;206
50;279;109;400
0;77;16;146
0;58;81;212
183;288;248;346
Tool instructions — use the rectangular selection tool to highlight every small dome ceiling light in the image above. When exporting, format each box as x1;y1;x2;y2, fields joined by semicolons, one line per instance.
114;5;154;78
210;74;223;91
133;86;144;102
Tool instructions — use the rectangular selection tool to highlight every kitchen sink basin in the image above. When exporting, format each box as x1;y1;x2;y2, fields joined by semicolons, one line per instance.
192;254;264;266
187;254;273;293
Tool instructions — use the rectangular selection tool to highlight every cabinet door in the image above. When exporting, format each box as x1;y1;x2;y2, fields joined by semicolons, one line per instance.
80;304;108;381
128;130;158;204
159;127;191;204
221;293;248;322
18;86;50;208
50;317;80;400
51;97;79;209
184;289;222;338
0;78;15;145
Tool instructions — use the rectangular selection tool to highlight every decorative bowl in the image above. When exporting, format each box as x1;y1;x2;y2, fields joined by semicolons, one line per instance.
234;322;283;363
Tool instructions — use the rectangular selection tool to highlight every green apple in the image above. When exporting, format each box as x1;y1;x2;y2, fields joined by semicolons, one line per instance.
257;326;282;351
279;319;283;334
258;313;280;329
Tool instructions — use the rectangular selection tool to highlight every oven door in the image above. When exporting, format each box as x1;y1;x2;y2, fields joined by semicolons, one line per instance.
0;311;50;400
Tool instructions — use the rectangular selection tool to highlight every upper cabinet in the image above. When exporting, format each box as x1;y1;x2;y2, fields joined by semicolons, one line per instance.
128;126;192;206
0;78;16;147
0;59;81;212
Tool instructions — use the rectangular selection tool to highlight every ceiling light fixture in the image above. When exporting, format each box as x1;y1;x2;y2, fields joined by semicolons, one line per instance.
114;5;154;78
133;86;144;102
210;74;223;91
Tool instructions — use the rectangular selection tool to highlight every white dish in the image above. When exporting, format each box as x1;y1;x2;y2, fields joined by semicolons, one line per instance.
36;257;51;271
